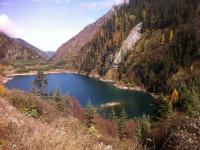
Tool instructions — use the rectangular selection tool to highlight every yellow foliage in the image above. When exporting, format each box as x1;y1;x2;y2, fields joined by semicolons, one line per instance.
0;84;7;97
169;30;174;42
142;9;147;20
190;65;194;74
87;125;101;138
0;64;3;75
171;89;179;102
113;31;121;45
99;29;105;38
160;34;165;45
128;15;135;22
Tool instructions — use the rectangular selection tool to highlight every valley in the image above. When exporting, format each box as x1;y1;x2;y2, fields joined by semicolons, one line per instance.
0;0;200;149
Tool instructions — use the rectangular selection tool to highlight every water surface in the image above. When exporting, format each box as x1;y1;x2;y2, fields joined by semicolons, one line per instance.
6;73;156;117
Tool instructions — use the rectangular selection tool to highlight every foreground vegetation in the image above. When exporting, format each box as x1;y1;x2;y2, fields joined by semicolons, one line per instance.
0;70;200;149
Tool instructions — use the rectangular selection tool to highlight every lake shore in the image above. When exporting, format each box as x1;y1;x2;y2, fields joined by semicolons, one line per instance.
0;76;13;84
79;71;147;92
3;69;74;84
4;69;147;93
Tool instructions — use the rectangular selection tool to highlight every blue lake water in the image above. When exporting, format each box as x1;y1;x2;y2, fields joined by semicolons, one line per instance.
5;73;156;117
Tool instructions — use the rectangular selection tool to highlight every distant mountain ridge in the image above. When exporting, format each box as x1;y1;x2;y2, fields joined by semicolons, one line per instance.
0;32;47;61
45;51;55;59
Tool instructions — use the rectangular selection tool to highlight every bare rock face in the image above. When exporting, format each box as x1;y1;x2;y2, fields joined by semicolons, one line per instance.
52;10;114;63
0;32;47;61
113;22;142;68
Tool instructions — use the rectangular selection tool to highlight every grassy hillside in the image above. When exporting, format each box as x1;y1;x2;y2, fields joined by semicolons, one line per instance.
0;84;140;149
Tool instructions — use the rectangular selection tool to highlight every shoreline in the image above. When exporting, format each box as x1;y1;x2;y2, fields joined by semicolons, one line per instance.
78;71;147;92
4;69;147;93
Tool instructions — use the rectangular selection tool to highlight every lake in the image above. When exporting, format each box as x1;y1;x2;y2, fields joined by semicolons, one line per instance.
5;73;156;117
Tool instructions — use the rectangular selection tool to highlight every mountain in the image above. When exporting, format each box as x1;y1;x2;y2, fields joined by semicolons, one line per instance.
45;51;55;59
0;32;47;61
75;0;200;94
52;8;116;67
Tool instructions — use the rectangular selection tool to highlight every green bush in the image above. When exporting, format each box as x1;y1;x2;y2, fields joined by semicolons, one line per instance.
85;100;96;127
179;83;200;116
24;107;40;118
137;114;151;142
118;109;128;139
156;94;173;119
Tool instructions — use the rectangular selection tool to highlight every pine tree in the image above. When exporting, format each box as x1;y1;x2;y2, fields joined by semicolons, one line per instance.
157;94;173;119
118;109;128;139
110;107;117;121
137;114;151;147
85;100;96;127
53;88;62;102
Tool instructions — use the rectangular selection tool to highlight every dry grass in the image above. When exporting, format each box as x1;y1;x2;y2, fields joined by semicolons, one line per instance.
0;87;139;149
0;98;110;150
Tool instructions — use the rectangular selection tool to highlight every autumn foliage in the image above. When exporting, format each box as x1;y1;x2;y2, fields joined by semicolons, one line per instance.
0;84;7;97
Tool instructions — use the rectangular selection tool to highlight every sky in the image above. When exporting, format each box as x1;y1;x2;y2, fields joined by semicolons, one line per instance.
0;0;125;51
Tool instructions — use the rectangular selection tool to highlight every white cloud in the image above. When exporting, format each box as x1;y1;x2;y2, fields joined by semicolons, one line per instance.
0;14;24;37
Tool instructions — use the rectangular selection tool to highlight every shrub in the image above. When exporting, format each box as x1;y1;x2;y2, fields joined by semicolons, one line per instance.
0;84;7;97
156;94;173;119
85;100;96;127
0;140;3;150
118;109;128;139
53;88;62;102
55;96;71;116
87;125;101;138
71;99;86;123
109;107;117;121
137;114;151;142
24;107;40;118
179;87;200;116
0;64;3;75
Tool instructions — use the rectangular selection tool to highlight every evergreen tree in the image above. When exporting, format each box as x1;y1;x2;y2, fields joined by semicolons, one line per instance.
118;109;128;139
110;107;117;121
31;70;48;96
179;85;200;116
137;114;151;145
85;100;96;127
157;94;173;119
53;88;62;102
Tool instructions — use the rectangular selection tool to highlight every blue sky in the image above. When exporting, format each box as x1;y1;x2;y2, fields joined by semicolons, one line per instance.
0;0;124;51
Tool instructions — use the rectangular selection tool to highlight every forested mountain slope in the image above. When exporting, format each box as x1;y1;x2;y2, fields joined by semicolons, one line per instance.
52;9;115;67
0;32;47;61
76;0;200;94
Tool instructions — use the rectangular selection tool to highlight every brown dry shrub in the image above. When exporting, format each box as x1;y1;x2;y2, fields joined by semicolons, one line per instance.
0;84;8;97
71;99;86;123
6;90;62;123
0;99;108;150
